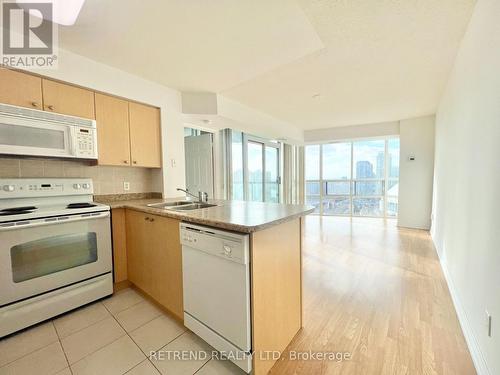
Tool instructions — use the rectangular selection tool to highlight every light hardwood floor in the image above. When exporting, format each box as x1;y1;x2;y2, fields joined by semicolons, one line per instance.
270;216;476;375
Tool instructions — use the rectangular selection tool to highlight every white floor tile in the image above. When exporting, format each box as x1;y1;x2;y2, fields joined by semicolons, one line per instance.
130;315;186;354
54;302;110;339
61;316;125;364
150;331;212;375
103;289;145;315
71;336;145;375
115;301;162;332
55;368;72;375
0;341;68;375
0;321;59;367
196;359;247;375
125;360;160;375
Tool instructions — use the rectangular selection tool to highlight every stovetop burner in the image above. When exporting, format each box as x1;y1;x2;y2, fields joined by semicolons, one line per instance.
0;206;37;216
67;203;97;209
0;210;33;216
0;206;38;212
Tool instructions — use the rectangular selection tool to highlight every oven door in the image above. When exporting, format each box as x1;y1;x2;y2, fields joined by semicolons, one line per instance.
0;114;74;158
0;212;112;307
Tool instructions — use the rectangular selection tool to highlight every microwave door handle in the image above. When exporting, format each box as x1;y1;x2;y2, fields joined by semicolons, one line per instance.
68;126;76;156
0;211;110;232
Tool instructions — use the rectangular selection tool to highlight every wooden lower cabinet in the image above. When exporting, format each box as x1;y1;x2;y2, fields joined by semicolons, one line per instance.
111;208;128;283
125;209;183;320
251;218;302;375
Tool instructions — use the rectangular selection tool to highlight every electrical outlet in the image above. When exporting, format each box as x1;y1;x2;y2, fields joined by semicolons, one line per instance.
486;310;492;337
123;182;130;191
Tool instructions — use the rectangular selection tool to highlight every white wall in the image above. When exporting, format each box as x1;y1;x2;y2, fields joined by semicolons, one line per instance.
432;0;499;374
217;96;304;143
304;120;399;143
398;116;435;229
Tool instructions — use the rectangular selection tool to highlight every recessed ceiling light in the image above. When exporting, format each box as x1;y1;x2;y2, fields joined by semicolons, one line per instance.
16;0;86;26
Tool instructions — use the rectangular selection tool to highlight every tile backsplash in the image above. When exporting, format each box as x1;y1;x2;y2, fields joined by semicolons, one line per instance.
0;157;159;195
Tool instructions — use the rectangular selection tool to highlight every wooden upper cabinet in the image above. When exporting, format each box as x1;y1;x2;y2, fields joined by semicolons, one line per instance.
95;93;131;166
0;68;43;109
129;102;162;168
42;79;95;119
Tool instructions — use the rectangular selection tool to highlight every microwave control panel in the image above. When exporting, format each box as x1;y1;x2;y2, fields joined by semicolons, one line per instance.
75;127;96;158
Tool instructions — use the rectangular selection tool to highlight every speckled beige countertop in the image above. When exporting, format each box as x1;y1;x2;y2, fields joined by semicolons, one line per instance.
98;197;314;233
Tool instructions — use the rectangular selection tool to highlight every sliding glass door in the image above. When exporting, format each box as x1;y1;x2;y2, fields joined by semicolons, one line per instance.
244;137;280;203
229;130;281;203
247;141;264;201
305;137;400;217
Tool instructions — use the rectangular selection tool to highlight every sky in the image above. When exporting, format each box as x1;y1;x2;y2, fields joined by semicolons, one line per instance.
305;139;400;181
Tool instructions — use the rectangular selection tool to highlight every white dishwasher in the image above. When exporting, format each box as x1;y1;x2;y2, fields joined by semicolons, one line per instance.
180;223;252;373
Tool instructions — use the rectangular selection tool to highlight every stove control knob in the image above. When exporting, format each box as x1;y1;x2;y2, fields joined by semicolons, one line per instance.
82;183;90;189
73;184;81;190
3;185;15;192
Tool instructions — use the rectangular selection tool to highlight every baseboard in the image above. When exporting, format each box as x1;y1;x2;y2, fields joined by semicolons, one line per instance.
432;234;491;375
113;280;131;292
397;222;431;230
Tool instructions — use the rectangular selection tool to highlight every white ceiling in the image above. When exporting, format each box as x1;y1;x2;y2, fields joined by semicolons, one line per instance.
59;0;323;92
60;0;476;130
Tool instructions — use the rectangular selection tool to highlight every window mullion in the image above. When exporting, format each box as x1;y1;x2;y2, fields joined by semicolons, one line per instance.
350;141;354;216
319;144;323;216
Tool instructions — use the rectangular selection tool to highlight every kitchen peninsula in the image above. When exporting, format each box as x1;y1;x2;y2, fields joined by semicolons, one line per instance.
100;197;314;375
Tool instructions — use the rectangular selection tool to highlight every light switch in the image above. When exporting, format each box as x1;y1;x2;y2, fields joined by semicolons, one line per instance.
123;182;130;191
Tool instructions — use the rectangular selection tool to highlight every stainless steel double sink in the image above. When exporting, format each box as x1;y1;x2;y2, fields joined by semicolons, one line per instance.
147;201;217;211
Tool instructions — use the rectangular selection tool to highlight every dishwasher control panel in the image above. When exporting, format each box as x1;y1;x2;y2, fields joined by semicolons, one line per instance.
180;223;249;264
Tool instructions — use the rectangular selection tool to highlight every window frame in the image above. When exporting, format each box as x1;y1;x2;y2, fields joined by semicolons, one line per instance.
305;136;399;218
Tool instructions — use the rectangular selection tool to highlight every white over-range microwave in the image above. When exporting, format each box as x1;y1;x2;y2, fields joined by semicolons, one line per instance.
0;103;98;160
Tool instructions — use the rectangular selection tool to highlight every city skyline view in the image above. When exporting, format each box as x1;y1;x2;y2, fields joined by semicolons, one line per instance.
305;138;400;217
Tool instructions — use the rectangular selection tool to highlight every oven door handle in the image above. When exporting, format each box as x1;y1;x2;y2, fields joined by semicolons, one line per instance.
0;211;110;231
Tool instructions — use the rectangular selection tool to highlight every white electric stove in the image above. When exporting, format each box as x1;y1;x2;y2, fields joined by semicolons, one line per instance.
0;178;113;338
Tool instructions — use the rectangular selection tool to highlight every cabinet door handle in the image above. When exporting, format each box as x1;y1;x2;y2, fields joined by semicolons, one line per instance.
144;217;149;221
123;160;129;164
150;218;155;222
133;161;137;164
31;102;39;108
47;105;54;110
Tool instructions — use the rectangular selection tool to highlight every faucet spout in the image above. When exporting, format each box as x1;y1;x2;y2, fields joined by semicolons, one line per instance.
177;188;209;203
176;188;199;201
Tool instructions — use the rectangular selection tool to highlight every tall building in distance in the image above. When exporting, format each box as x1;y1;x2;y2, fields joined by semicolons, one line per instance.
356;161;376;195
356;161;374;178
